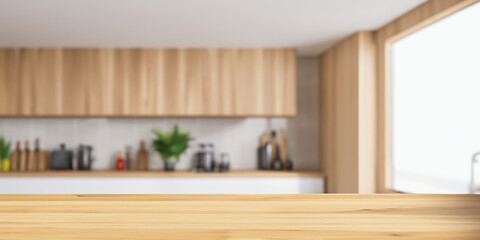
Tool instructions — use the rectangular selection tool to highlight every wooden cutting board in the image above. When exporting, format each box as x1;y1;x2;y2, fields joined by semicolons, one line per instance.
137;141;148;171
27;151;36;171
37;151;49;171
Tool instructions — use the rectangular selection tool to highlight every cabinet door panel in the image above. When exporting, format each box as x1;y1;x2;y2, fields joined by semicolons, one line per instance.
0;49;21;115
17;49;37;115
84;49;114;116
62;50;87;115
234;49;263;115
217;50;236;115
162;49;186;115
200;49;221;115
33;49;63;115
284;49;297;115
0;48;296;117
140;49;163;115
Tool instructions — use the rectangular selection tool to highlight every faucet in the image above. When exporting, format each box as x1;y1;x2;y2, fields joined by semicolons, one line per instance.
471;152;480;193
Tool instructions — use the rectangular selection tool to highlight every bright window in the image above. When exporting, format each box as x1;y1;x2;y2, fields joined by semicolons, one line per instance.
392;2;480;193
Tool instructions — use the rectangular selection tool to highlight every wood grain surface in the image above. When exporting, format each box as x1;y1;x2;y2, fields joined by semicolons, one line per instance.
0;194;478;239
0;48;297;117
319;32;376;193
0;170;324;178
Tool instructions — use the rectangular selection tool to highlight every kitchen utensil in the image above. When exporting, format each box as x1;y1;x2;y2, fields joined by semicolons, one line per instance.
127;146;134;170
19;141;28;171
279;130;287;164
218;153;230;172
29;138;41;171
137;141;149;171
258;131;270;170
10;141;20;171
258;146;269;170
27;150;35;171
270;131;283;170
49;144;73;170
279;129;293;171
38;151;49;171
77;145;93;170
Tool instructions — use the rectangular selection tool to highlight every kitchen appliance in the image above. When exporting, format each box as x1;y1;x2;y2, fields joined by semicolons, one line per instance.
258;132;270;170
192;143;216;172
270;131;283;170
218;153;230;172
49;144;73;170
77;145;93;170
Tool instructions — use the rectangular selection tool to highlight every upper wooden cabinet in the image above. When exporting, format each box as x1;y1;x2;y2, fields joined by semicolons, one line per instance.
0;48;297;117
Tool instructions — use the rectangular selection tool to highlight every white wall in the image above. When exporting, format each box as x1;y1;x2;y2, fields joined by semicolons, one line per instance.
0;58;319;171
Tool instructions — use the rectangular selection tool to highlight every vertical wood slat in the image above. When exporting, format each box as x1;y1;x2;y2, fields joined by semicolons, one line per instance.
319;32;376;193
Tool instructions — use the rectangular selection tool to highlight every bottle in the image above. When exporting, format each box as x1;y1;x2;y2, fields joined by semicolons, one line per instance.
126;146;134;171
257;132;269;170
270;131;283;170
33;138;40;171
116;150;125;171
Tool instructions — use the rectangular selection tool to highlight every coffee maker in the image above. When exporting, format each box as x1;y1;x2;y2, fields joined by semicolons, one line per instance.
192;143;215;172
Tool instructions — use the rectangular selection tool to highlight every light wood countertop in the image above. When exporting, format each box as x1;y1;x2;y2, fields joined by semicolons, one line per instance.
0;170;324;178
0;194;479;239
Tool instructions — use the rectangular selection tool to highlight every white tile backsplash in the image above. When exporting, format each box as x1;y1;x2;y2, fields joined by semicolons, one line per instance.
0;58;320;171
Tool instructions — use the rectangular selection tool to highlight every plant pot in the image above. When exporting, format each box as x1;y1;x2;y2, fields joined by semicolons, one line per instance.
1;158;10;172
163;161;176;171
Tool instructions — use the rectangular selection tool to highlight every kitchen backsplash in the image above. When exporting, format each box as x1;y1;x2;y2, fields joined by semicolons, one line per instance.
0;58;319;171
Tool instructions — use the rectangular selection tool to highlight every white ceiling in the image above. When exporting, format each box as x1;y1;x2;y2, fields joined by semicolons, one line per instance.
0;0;425;57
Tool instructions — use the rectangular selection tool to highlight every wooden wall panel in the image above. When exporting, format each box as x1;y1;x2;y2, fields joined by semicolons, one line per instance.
333;35;359;193
0;48;296;117
319;49;335;192
319;32;375;193
357;32;376;194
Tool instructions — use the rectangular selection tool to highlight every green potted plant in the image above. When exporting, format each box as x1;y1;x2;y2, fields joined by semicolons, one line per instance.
152;125;190;171
0;137;11;172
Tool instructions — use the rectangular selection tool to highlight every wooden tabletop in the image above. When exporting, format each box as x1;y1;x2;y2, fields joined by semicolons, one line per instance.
0;194;479;239
0;170;324;178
